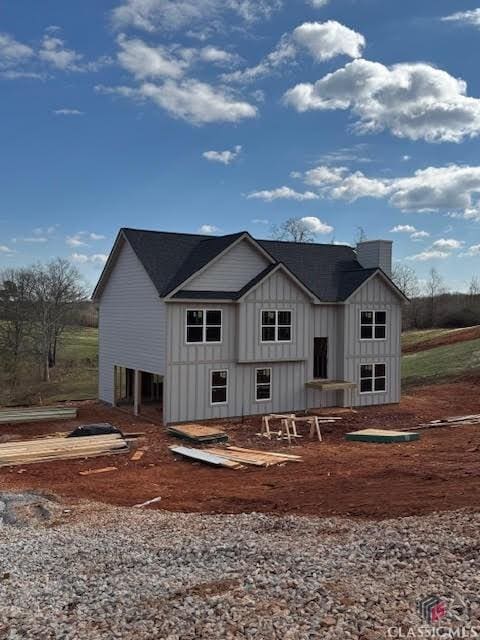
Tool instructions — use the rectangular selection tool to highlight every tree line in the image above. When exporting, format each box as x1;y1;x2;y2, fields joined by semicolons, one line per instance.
0;259;86;394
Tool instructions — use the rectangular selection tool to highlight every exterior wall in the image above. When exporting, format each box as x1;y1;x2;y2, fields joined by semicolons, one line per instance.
356;240;393;276
343;274;402;406
98;240;166;404
186;239;270;291
238;270;310;363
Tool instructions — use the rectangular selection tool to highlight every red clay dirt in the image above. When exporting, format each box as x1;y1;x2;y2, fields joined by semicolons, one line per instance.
1;377;480;520
403;325;480;354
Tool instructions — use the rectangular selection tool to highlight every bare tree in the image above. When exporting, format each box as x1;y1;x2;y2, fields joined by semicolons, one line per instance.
271;218;315;243
354;226;367;244
391;263;420;298
469;275;480;296
425;267;446;327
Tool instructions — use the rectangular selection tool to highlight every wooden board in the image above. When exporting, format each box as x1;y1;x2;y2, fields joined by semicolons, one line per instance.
167;423;228;443
0;406;78;425
205;446;302;467
346;428;419;444
169;445;240;469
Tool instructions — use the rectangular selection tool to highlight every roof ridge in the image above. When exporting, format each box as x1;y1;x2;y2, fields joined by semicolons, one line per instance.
260;238;354;249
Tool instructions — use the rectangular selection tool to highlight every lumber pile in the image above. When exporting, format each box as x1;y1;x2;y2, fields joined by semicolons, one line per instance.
169;444;302;469
167;423;228;444
415;415;480;431
0;406;77;425
0;434;129;468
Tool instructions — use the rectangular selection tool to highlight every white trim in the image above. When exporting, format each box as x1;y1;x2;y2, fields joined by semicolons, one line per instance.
359;362;387;395
255;367;272;402
185;308;223;345
165;233;276;299
210;368;229;406
359;309;387;342
260;309;293;344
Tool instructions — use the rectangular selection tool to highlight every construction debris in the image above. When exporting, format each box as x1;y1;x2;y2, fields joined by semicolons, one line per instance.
0;406;78;425
414;415;480;431
169;445;241;469
167;424;228;444
0;434;129;468
130;446;148;461
68;423;123;438
134;496;162;509
79;467;117;476
204;446;302;467
346;429;420;444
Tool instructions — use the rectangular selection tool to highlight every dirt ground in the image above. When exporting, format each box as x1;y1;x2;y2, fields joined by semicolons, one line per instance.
1;376;480;520
403;325;480;354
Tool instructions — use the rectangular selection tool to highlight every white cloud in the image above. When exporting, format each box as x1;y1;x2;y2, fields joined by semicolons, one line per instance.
221;34;295;84
247;186;319;201
410;230;430;240
53;108;84;116
66;234;88;247
71;253;108;266
402;155;411;161
198;224;220;234
203;145;242;164
406;250;450;262
39;35;84;71
252;218;269;224
303;165;347;186
112;0;282;33
432;238;464;250
461;243;480;257
138;79;257;124
117;35;188;79
200;46;240;66
292;21;365;62
0;245;15;253
0;33;34;69
442;9;480;28
390;225;416;233
23;236;48;243
329;171;390;201
300;216;333;234
284;58;480;143
90;232;106;240
308;0;330;7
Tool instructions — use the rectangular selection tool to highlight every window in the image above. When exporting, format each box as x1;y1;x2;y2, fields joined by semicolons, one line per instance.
261;310;292;343
211;370;228;405
360;363;386;394
360;310;387;340
186;309;222;343
255;368;272;401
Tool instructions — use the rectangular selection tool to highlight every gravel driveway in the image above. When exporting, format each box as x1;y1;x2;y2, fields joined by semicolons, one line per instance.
0;498;479;639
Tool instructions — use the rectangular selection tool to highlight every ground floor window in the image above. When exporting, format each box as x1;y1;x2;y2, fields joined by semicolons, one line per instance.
211;369;228;405
255;367;272;401
360;363;386;393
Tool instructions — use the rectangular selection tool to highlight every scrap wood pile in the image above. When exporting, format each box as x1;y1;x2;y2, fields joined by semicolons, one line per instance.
0;433;129;468
0;406;78;425
167;423;228;444
169;445;301;469
414;414;480;430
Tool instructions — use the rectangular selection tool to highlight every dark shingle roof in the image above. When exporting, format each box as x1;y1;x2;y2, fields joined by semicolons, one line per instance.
109;228;394;303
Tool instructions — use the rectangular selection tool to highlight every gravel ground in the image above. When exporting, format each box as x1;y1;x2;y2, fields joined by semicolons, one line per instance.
0;495;479;640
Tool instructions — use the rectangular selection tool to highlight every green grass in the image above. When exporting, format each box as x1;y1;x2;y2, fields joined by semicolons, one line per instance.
402;337;480;387
401;328;449;350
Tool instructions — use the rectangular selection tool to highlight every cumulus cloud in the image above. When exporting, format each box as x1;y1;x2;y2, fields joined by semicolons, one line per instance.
390;225;416;233
66;234;88;247
411;231;430;240
203;145;242;164
112;0;282;33
0;245;15;254
432;238;464;250
461;243;480;257
247;186;319;202
300;216;333;234
0;33;34;69
199;46;240;66
39;34;85;71
292;21;365;62
198;224;220;234
284;58;480;143
117;35;188;79
224;21;363;85
71;253;108;266
304;165;348;186
442;9;480;28
406;250;450;262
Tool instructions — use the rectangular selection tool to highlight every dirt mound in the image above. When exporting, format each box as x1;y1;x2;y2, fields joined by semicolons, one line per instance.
403;326;480;354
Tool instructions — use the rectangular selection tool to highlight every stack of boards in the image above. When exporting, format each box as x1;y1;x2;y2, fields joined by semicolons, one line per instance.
0;433;129;468
167;423;228;444
416;414;480;430
0;406;78;425
169;444;301;469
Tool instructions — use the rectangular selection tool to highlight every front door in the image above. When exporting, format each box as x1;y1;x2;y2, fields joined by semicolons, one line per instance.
314;338;328;379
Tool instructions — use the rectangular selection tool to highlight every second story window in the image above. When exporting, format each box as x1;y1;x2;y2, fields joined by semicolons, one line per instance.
261;310;292;343
360;311;387;340
186;309;222;344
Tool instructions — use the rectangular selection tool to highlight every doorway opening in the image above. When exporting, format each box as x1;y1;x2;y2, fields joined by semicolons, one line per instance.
313;338;328;379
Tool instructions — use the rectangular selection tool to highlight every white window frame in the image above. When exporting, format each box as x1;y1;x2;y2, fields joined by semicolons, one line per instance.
359;363;387;395
255;367;272;402
210;369;228;406
260;309;292;344
360;310;387;341
185;309;223;345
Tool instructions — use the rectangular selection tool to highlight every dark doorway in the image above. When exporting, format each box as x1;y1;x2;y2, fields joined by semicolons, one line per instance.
314;338;328;379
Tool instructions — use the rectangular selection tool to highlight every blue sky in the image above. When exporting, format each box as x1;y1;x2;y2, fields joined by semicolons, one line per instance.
1;0;480;291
